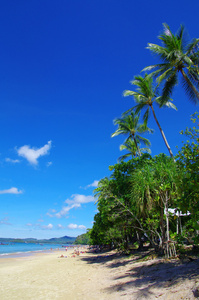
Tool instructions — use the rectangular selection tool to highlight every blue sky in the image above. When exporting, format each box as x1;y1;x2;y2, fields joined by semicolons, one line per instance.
0;0;198;239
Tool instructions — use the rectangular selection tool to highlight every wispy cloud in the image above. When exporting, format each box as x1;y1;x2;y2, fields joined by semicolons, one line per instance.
46;209;57;217
26;223;33;227
16;140;52;166
65;194;95;205
67;223;86;230
0;217;11;225
0;187;23;195
27;222;65;231
57;224;65;229
81;180;99;189
41;223;53;230
26;222;53;230
37;218;44;223
48;194;95;219
55;203;81;218
5;158;20;164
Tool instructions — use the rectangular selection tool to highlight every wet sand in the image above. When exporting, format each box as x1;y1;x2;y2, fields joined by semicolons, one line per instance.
0;247;199;299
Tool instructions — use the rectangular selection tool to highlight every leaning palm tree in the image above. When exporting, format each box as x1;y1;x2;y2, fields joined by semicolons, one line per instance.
124;74;176;158
111;111;153;157
143;23;199;104
118;138;151;162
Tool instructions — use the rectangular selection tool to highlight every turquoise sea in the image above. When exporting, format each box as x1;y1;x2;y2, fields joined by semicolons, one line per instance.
0;242;66;257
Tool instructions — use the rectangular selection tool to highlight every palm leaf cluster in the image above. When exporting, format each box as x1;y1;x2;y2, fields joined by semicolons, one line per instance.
112;23;198;160
111;112;153;159
143;23;199;103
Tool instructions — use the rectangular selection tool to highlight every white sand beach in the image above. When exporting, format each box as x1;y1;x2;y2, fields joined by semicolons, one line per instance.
0;247;199;299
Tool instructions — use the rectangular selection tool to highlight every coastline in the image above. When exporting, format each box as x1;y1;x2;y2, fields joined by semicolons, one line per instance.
0;242;68;258
0;247;199;299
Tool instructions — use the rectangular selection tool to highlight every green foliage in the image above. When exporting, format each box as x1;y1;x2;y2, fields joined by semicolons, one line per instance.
90;138;199;253
90;23;199;256
143;23;199;104
176;112;199;243
74;230;91;245
111;111;153;157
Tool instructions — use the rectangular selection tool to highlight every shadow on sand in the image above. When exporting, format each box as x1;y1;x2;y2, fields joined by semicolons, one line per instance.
81;250;199;298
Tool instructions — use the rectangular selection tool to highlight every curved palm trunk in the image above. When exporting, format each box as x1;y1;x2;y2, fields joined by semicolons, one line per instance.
150;105;174;158
132;134;141;157
180;69;199;101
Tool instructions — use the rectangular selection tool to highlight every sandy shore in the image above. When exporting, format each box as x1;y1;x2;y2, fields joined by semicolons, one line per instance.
0;247;199;299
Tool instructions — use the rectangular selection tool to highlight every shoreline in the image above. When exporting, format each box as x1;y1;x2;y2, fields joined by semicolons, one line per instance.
0;244;77;259
0;247;199;299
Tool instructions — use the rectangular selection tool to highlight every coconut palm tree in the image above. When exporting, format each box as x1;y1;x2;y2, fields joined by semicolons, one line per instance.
118;138;151;162
111;111;153;157
143;23;199;104
124;74;176;158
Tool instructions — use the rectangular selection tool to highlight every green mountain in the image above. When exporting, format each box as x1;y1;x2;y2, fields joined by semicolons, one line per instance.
0;235;76;244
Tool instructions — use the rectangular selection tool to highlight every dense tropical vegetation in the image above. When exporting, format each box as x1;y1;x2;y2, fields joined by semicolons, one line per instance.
82;23;199;258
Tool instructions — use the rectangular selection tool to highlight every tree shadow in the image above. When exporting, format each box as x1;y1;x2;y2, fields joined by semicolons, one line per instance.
81;251;121;265
104;258;199;298
81;249;156;267
81;250;199;298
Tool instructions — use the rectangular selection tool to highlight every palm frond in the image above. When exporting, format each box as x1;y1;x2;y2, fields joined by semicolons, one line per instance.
146;43;169;61
157;67;174;83
162;73;178;100
137;135;151;146
181;71;199;104
156;97;177;110
123;90;136;97
146;23;199;104
143;107;150;124
134;102;147;115
188;67;199;88
118;153;131;162
186;38;199;56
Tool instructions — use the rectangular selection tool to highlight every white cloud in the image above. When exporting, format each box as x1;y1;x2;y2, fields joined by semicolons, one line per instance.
86;180;99;188
78;225;86;230
81;180;99;189
48;194;94;219
41;223;53;230
68;223;86;230
5;158;20;164
65;194;95;205
0;187;23;195
68;223;77;229
46;161;52;167
17;140;52;165
55;203;81;218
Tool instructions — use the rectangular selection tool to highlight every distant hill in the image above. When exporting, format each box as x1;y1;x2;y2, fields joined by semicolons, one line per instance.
0;235;76;244
46;236;76;244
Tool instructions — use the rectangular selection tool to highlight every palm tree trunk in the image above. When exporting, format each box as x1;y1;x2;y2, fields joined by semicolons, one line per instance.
150;105;174;158
132;135;141;157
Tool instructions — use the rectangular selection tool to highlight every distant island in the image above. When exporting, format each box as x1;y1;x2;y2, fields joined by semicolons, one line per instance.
0;235;76;244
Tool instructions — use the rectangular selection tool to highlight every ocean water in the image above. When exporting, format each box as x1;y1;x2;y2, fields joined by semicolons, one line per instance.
0;242;66;257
